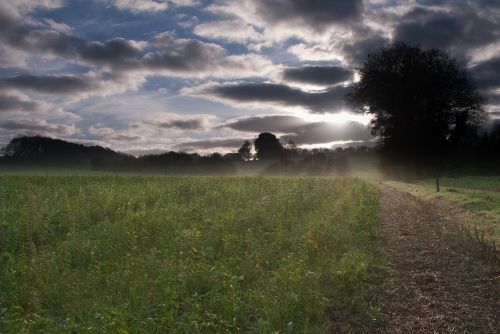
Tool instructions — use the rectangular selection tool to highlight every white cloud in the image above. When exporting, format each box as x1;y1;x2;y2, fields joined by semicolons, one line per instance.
288;43;342;62
105;0;199;13
194;19;262;43
43;18;72;34
109;0;169;12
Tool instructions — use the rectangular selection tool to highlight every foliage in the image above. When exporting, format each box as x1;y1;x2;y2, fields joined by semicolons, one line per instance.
0;176;382;333
237;140;253;161
347;42;486;176
254;133;284;160
0;137;237;175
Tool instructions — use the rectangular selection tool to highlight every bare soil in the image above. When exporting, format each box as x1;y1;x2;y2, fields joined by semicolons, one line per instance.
371;183;499;333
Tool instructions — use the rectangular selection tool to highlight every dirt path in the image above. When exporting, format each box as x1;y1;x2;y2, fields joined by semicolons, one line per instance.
373;183;498;333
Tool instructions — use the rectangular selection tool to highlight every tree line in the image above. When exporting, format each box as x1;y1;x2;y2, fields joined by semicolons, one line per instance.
0;134;373;176
1;42;499;178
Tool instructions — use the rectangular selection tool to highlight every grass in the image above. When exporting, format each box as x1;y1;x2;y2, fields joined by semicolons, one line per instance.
0;175;382;333
386;176;500;244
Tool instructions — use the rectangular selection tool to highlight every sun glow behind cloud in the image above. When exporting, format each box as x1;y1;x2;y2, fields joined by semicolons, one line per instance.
0;0;498;152
295;110;372;126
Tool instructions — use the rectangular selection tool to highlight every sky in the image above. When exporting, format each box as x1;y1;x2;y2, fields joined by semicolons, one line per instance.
0;0;499;155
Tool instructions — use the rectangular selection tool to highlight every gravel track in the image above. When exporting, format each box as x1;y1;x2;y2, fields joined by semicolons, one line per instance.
373;183;498;333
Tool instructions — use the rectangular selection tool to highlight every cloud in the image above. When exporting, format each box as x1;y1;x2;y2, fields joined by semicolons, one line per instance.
194;19;262;43
280;121;372;145
0;74;95;94
469;56;500;109
105;0;198;13
143;32;274;77
338;30;390;66
43;18;72;34
208;0;363;42
224;114;372;144
0;1;64;31
0;92;79;120
0;94;42;112
4;28;145;69
392;5;500;56
285;1;497;67
282;66;353;86
109;0;169;12
87;115;215;147
155;119;211;130
225;115;306;132
175;137;248;150
287;43;341;62
287;26;390;66
0;72;146;101
88;125;143;142
470;56;500;91
0;118;77;137
251;0;362;31
2;28;274;79
129;116;214;131
184;82;352;112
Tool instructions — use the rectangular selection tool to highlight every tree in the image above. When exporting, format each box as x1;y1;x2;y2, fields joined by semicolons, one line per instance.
254;133;284;160
347;42;485;186
237;140;253;161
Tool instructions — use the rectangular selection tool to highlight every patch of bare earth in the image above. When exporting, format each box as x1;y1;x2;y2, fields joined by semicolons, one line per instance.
371;183;499;333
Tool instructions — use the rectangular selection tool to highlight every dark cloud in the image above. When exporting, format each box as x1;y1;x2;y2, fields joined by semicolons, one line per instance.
469;56;500;107
175;137;248;150
254;0;363;31
225;115;306;132
4;28;142;69
196;82;351;112
341;31;390;67
157;119;208;130
471;56;500;90
393;6;499;51
78;38;143;68
0;72;143;99
106;133;142;141
224;115;372;144
2;27;269;78
0;119;76;136
0;74;94;94
282;66;353;86
0;94;41;112
143;32;224;72
0;6;16;32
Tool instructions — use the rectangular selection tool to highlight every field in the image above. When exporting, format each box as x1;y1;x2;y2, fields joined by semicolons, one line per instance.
0;176;381;333
387;176;500;243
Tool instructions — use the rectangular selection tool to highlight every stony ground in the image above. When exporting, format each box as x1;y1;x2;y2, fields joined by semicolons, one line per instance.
370;183;498;333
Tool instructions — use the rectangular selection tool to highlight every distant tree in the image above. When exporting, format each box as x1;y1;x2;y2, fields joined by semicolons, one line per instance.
284;140;297;151
1;136;136;170
347;42;486;186
237;140;253;161
254;133;284;160
197;153;236;175
283;140;299;160
223;152;243;162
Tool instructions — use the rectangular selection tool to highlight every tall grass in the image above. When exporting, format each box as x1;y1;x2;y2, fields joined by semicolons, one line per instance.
387;176;500;245
1;176;381;333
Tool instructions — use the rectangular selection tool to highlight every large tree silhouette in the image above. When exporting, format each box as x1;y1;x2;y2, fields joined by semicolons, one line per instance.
347;42;485;183
254;133;284;160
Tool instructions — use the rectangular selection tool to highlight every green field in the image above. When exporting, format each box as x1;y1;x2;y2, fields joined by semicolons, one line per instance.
387;176;500;243
0;176;381;333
